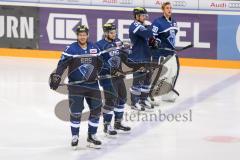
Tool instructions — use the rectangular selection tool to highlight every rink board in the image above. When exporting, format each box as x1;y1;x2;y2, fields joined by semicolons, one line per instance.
0;4;240;67
0;48;239;69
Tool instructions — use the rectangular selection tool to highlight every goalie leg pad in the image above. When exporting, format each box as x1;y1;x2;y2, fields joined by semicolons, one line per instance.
161;89;179;102
150;54;180;97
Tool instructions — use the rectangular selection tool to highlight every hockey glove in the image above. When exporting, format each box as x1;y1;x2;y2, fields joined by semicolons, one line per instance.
49;73;61;90
149;37;160;48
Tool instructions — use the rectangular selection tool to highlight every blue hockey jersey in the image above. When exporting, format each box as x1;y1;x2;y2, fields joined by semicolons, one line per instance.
55;42;102;86
96;38;122;75
96;38;123;86
151;16;178;51
128;21;153;62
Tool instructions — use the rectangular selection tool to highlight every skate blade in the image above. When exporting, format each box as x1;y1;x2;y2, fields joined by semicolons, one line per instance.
104;133;118;138
144;109;155;113
87;143;101;149
151;103;160;106
131;107;145;112
143;106;155;112
115;129;131;134
145;106;154;109
162;99;176;103
72;146;78;150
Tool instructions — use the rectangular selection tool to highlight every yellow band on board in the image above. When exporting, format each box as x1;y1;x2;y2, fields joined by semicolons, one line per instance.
0;48;240;69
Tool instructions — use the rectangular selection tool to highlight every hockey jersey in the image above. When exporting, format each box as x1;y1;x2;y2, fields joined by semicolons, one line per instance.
151;16;178;51
96;38;123;75
128;21;153;62
96;38;123;86
55;42;102;85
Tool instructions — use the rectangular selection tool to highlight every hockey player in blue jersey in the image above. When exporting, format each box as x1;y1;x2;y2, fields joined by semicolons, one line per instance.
49;25;103;149
128;7;155;111
150;2;180;102
96;23;131;136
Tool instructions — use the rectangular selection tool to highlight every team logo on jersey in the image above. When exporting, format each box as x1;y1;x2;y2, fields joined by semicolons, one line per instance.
79;64;94;80
167;30;176;47
108;56;121;68
90;49;98;54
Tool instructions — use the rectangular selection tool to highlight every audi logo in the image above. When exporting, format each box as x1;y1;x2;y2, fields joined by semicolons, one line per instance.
172;1;187;7
119;0;133;5
228;3;240;8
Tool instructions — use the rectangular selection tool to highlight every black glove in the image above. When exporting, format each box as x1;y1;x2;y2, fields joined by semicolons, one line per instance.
111;68;125;78
49;73;61;90
149;37;160;48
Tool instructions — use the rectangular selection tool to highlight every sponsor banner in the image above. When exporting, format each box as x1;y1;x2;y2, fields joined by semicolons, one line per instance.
39;8;217;59
171;13;217;59
144;0;199;10
217;15;240;60
1;0;39;2
39;7;134;51
92;0;143;7
39;0;91;5
199;0;240;11
0;5;39;49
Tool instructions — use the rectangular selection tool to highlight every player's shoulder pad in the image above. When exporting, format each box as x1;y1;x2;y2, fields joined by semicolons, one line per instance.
132;22;146;33
152;17;159;25
95;39;106;51
62;42;77;56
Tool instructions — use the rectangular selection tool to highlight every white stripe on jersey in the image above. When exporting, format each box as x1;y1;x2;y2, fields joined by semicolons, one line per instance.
62;52;98;58
133;25;143;34
159;26;178;34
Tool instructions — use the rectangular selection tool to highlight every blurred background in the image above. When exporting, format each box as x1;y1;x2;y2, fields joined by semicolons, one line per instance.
0;1;240;160
0;0;239;67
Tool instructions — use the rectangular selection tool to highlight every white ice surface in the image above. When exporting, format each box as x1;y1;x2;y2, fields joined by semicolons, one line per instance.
0;57;239;160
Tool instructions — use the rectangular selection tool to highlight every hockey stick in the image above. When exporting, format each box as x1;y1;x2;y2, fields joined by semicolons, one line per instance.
59;44;193;86
175;44;193;51
59;67;153;86
156;44;193;53
59;62;164;86
62;45;126;58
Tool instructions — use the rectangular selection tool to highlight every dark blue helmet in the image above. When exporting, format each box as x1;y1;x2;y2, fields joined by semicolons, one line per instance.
76;25;89;35
133;7;148;18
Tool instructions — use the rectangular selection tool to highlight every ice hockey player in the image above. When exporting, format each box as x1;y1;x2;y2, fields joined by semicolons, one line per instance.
150;2;180;102
49;25;102;149
96;23;131;136
128;7;156;111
